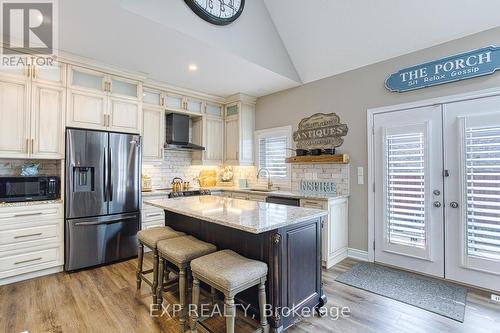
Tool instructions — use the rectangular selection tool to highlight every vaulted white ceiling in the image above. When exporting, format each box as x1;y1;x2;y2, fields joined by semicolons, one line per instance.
57;0;500;97
264;0;500;83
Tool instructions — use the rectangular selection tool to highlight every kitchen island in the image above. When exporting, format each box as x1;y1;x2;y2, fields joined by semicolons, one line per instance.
145;196;328;332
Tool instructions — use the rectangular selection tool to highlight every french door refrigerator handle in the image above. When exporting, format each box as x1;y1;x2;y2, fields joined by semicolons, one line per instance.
103;147;108;202
74;217;137;226
108;147;113;202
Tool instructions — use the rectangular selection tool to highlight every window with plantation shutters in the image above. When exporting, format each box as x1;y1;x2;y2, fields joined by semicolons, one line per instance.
385;131;427;249
465;126;500;261
259;136;287;177
255;126;292;186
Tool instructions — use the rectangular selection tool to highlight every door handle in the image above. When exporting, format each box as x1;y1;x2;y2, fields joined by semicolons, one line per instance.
103;147;108;202
74;216;137;226
108;147;113;202
450;202;459;209
14;212;42;217
433;201;442;208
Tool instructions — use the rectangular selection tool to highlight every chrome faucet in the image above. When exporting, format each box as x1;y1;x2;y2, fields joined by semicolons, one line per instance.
257;168;273;190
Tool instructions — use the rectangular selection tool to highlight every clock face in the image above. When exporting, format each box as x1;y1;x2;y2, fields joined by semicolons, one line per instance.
184;0;245;25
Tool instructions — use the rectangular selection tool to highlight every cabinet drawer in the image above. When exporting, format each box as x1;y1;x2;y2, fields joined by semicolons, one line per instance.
231;193;249;200
300;199;326;209
0;224;58;247
248;194;267;202
0;204;63;227
0;247;61;279
142;211;164;221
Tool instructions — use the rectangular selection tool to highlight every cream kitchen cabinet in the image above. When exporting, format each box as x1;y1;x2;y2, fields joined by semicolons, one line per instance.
192;116;224;165
165;92;203;114
0;203;64;285
224;101;255;166
142;107;165;161
66;66;142;134
300;197;348;268
0;64;65;159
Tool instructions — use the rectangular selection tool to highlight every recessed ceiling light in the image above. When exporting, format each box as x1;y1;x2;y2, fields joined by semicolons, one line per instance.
188;64;198;71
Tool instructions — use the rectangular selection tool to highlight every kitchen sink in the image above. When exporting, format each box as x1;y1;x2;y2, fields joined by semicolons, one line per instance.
247;188;274;192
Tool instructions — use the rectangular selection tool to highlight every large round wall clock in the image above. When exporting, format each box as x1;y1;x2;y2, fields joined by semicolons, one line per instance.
184;0;245;26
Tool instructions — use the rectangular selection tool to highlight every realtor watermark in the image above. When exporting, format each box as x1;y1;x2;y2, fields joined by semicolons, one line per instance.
150;302;351;321
0;0;58;68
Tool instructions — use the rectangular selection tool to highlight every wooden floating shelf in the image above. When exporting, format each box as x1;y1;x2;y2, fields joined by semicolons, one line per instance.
285;154;350;164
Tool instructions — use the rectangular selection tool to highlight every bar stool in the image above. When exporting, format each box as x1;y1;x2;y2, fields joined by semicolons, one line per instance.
136;226;185;305
156;235;217;331
190;250;269;333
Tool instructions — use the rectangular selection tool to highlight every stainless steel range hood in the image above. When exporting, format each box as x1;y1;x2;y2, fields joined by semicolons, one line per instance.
164;113;205;151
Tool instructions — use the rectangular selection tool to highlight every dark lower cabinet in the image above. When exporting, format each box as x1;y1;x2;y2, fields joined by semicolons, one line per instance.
164;211;326;332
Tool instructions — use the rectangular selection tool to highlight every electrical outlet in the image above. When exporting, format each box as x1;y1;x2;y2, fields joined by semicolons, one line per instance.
491;294;500;303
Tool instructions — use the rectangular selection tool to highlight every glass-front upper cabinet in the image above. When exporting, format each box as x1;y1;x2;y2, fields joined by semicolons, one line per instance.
109;76;140;99
206;103;223;117
70;66;106;92
165;93;184;111
142;88;163;107
225;103;239;117
185;97;203;113
33;61;65;85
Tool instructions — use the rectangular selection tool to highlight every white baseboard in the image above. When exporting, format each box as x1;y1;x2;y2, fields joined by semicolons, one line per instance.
347;248;370;262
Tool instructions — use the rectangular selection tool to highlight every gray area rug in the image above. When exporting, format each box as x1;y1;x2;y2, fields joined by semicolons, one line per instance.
335;263;467;322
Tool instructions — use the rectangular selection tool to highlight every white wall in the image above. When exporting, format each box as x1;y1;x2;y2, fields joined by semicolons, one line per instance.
255;26;500;251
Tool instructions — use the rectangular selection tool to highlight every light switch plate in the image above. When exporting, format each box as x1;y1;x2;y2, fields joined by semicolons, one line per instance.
492;294;500;303
357;167;364;185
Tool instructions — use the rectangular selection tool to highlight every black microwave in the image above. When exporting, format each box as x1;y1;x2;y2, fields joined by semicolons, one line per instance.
0;176;60;203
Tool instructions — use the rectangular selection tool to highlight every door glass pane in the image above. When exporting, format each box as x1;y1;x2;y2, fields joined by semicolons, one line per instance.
36;65;62;82
143;91;161;105
385;132;426;248
165;95;182;109
111;79;137;97
186;99;202;113
226;105;238;116
465;126;500;261
72;69;103;90
206;104;222;116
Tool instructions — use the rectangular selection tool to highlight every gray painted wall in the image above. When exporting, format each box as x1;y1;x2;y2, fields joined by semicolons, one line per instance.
255;26;500;251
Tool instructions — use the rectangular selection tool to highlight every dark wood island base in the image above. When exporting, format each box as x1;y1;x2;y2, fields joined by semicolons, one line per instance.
163;211;326;332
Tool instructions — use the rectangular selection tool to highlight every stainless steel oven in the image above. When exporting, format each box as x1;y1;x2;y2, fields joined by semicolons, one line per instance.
0;176;60;203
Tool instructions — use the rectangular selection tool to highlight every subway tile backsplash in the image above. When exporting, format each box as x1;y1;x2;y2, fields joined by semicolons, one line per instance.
142;150;258;189
291;164;350;196
143;150;349;196
0;159;61;177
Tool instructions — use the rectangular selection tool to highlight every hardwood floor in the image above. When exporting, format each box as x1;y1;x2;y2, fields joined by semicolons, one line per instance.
1;256;499;333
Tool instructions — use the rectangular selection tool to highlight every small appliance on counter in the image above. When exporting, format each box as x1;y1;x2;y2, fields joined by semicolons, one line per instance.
142;174;152;192
0;176;60;203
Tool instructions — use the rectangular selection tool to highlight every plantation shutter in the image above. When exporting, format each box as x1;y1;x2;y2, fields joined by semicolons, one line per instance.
258;135;288;178
465;126;500;261
385;132;426;249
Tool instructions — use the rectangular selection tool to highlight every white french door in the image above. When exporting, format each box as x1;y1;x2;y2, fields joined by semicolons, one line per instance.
444;96;500;291
374;106;445;277
373;95;500;291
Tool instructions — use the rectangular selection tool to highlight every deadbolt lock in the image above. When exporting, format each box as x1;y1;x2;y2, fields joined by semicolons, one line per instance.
433;190;441;196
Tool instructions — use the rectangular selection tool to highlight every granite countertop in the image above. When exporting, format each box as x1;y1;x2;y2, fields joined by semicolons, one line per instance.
144;196;327;234
142;187;347;201
0;199;63;207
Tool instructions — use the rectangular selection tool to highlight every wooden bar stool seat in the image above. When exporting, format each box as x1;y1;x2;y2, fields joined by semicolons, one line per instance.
136;226;185;305
156;235;217;331
190;250;269;333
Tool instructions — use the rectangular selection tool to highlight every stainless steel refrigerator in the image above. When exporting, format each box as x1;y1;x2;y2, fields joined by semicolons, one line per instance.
65;128;141;271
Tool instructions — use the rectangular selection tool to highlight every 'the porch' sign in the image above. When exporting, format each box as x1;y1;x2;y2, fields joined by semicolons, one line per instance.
386;46;500;92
